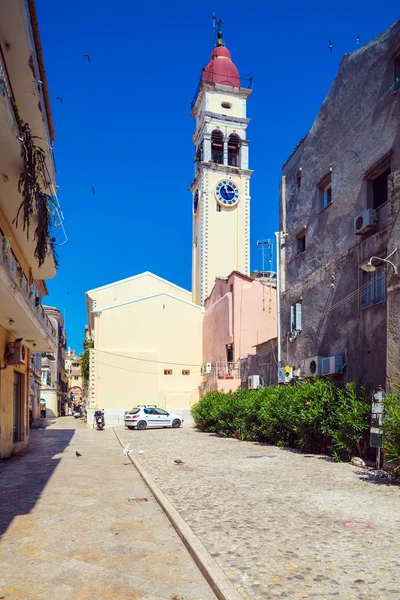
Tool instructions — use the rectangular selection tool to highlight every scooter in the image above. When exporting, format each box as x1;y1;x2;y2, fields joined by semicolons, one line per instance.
93;409;105;430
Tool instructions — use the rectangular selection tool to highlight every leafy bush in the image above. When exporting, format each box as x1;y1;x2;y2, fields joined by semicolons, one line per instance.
383;388;400;478
192;379;372;461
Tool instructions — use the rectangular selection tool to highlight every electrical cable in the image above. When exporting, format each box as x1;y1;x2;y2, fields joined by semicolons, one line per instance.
97;360;201;376
68;340;204;368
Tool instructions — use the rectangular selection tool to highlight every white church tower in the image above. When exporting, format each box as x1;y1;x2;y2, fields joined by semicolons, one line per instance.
190;22;253;306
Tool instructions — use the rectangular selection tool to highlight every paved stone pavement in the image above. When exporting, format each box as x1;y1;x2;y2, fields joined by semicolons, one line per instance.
0;418;216;600
119;425;400;600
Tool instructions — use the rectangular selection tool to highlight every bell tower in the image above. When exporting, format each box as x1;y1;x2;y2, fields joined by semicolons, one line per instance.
190;22;253;305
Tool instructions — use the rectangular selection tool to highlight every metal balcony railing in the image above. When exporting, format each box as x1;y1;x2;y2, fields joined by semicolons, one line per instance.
0;44;13;100
0;234;56;343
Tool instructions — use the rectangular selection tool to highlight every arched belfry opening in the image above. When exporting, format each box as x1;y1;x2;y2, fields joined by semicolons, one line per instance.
228;134;241;167
211;130;224;164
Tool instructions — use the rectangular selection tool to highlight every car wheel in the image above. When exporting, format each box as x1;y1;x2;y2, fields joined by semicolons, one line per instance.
172;419;181;428
127;426;135;430
137;420;147;431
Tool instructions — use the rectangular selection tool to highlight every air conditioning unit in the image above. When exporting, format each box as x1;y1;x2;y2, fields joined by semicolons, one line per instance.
304;356;325;378
354;209;377;235
321;355;344;375
248;375;260;390
204;362;212;374
7;341;26;365
278;367;293;384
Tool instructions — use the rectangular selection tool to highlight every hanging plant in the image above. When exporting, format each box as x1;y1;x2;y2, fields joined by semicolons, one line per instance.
13;121;57;268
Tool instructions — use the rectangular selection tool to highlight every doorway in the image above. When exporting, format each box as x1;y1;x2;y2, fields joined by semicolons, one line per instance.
13;371;24;443
226;344;233;363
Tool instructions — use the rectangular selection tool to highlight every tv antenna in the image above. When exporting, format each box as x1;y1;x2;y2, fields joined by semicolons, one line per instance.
257;239;273;275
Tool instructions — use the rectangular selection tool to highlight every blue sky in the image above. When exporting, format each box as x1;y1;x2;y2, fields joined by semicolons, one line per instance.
36;0;399;352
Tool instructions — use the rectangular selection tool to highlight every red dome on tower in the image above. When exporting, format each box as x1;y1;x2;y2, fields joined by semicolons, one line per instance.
203;44;240;88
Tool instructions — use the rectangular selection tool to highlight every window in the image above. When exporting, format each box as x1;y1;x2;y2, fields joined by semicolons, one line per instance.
296;232;306;255
74;376;79;380
372;168;390;209
318;173;332;210
228;134;240;167
182;369;190;376
216;203;221;212
164;369;173;375
211;130;224;164
295;169;302;190
361;266;386;309
13;371;24;443
394;52;400;86
290;303;302;331
155;408;169;415
221;101;232;110
41;370;47;384
366;155;391;209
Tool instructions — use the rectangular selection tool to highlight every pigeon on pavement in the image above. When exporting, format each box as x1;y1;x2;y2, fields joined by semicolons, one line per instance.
76;451;82;457
174;459;184;465
123;443;133;457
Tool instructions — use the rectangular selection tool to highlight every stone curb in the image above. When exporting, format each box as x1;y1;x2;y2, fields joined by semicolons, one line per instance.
113;427;242;600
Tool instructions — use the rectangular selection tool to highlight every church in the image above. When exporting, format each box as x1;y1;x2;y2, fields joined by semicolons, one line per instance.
85;24;277;425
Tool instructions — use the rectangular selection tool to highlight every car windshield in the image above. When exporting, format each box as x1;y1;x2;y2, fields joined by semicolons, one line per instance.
127;408;140;414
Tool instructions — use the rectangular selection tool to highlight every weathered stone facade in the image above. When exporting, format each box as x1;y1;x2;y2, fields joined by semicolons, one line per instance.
280;21;400;391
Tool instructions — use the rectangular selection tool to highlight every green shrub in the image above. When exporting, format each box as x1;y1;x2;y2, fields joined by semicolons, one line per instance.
329;382;370;461
191;379;372;461
383;388;400;478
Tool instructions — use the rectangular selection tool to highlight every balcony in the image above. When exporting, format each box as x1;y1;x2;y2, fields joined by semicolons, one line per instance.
0;44;56;280
201;361;241;395
191;74;253;111
0;233;56;352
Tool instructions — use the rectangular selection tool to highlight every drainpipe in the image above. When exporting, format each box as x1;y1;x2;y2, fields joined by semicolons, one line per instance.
275;231;281;367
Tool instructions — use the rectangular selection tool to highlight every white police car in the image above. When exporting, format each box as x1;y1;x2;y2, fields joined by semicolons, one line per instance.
124;405;183;430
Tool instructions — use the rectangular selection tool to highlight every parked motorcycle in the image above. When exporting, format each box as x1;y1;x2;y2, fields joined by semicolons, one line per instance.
94;409;105;430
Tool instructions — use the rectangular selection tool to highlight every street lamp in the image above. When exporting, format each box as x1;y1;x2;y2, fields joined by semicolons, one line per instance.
361;248;398;275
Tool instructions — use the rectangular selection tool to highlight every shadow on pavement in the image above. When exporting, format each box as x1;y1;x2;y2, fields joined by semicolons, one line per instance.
0;425;75;539
357;469;400;486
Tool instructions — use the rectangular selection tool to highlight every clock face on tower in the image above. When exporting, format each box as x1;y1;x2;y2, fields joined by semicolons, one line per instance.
215;180;239;207
193;190;199;215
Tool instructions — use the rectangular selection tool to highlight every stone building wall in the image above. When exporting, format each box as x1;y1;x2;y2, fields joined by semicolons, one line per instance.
280;21;400;390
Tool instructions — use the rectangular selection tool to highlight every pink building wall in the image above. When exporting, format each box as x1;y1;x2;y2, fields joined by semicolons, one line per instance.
203;271;277;364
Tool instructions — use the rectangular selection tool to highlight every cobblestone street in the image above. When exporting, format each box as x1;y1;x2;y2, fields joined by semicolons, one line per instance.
0;419;216;600
119;425;400;600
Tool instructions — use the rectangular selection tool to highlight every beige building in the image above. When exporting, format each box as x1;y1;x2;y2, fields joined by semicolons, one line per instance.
40;308;68;417
0;1;60;457
86;272;203;425
65;348;83;405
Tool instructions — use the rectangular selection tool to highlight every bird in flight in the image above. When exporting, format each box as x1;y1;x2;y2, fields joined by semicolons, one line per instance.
356;33;360;44
83;54;91;63
56;97;63;103
328;40;333;53
76;451;82;457
174;459;184;465
91;186;96;196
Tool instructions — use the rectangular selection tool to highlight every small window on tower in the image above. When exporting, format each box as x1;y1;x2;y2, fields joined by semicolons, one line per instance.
216;203;221;212
221;102;232;110
164;369;173;375
211;130;224;164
